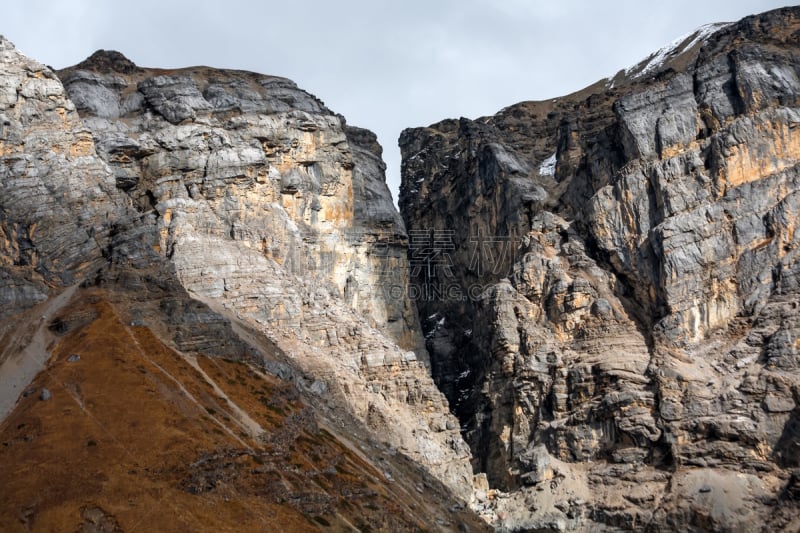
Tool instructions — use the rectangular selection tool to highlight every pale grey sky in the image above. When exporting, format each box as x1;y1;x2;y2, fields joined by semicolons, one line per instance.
2;1;791;200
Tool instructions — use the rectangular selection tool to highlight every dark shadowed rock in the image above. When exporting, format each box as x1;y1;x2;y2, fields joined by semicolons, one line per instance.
400;6;800;530
72;50;140;74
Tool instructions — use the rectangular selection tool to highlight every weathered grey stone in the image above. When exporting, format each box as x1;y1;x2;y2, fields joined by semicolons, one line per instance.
400;7;800;530
0;36;130;317
54;48;470;499
137;75;211;124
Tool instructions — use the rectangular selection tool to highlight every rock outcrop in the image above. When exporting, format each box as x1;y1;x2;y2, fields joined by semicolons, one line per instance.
0;32;478;528
0;38;129;315
400;7;800;530
4;5;800;531
55;49;476;496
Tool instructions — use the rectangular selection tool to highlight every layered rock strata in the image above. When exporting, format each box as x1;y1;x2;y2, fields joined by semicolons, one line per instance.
57;50;475;496
0;39;129;314
0;36;474;507
400;7;800;530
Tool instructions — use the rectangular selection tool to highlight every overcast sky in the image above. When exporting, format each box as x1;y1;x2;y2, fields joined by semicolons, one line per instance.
2;1;791;201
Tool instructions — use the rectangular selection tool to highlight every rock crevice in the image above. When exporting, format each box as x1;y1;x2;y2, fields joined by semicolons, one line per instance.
400;7;800;530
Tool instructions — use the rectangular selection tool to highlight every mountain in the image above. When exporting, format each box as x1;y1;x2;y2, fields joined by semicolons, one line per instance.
399;6;800;530
2;5;800;533
0;35;483;531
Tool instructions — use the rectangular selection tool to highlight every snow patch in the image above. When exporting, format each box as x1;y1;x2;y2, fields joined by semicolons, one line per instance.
424;313;446;339
626;22;731;79
539;152;557;176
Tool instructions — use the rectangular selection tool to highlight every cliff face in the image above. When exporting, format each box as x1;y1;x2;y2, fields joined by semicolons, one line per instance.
401;7;800;530
0;36;482;530
58;50;420;352
0;39;128;313
4;6;800;531
54;48;476;496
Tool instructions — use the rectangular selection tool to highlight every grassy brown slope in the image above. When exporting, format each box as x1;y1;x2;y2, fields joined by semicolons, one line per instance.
0;288;485;532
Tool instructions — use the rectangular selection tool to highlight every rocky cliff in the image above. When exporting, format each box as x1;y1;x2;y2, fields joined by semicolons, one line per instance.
400;6;800;531
0;36;482;530
54;51;478;497
4;5;800;532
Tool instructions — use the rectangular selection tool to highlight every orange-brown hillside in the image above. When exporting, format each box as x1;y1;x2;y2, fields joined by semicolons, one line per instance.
0;288;486;532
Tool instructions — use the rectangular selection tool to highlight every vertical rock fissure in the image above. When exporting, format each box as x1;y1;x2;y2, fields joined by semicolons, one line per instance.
401;7;800;529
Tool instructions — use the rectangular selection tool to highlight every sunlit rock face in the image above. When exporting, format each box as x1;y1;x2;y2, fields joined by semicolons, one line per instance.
0;38;130;315
0;37;476;503
55;52;476;497
59;52;421;352
401;7;800;530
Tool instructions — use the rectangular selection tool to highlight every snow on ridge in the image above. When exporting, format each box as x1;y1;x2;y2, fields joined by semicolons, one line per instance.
626;22;732;79
539;152;557;176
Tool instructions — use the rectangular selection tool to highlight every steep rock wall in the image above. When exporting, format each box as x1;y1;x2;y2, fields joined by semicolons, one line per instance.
401;7;800;530
0;38;130;314
55;51;474;497
0;37;475;503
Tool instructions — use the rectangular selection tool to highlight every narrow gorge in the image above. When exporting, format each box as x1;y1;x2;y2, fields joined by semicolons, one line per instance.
0;5;799;532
